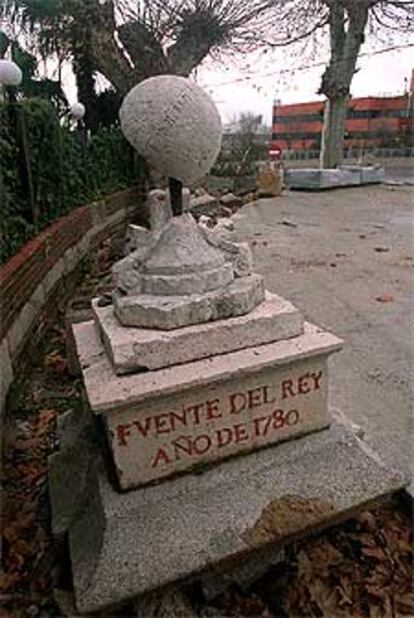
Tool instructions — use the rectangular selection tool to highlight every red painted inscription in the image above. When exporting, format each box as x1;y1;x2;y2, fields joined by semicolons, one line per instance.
113;368;324;471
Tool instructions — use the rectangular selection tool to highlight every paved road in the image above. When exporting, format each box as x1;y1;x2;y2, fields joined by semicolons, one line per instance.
234;184;413;479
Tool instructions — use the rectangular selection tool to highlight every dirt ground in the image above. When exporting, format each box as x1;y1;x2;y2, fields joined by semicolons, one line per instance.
234;184;413;482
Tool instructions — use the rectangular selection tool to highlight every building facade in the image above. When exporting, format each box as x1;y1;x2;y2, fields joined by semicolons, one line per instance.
272;71;414;152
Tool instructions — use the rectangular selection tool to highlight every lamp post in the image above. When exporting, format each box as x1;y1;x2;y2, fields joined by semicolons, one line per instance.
0;59;38;223
70;101;87;148
70;101;86;123
0;59;22;102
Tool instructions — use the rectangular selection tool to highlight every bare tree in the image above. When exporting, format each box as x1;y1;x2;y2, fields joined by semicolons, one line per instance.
2;0;277;94
265;0;414;168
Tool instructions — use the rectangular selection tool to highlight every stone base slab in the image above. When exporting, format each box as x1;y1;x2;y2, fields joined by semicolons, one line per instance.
113;273;265;330
93;292;304;374
74;320;343;489
65;421;407;614
285;166;384;190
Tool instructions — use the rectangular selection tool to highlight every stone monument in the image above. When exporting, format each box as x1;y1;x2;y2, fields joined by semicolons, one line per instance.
49;76;406;614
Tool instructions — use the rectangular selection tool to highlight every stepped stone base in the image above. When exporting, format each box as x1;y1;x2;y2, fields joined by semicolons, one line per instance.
54;420;406;614
113;273;265;330
93;292;304;374
73;320;342;489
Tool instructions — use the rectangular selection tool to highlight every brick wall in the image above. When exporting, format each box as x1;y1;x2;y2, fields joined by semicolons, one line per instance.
0;186;148;419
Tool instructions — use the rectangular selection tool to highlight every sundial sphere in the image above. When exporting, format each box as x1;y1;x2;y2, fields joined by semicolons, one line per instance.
120;75;222;185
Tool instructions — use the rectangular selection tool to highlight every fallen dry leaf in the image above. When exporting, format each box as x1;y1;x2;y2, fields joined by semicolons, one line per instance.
375;294;394;303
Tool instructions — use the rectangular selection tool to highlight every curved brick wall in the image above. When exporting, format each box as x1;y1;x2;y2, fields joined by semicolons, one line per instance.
0;186;147;418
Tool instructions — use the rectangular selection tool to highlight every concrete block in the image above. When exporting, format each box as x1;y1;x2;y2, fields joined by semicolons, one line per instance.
65;296;94;376
340;165;384;184
74;320;342;489
66;421;407;613
6;283;44;358
76;230;93;260
64;244;82;276
89;200;106;227
93;292;304;373
42;258;65;296
0;337;13;414
362;166;384;184
285;166;384;190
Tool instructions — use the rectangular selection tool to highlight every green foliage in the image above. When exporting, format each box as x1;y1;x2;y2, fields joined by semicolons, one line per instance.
0;98;144;264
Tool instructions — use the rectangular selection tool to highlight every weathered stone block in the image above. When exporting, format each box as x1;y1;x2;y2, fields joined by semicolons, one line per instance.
0;337;13;415
93;293;304;373
114;273;265;330
42;258;65;296
74;320;342;489
219;193;242;208
65;421;407;613
6;282;44;358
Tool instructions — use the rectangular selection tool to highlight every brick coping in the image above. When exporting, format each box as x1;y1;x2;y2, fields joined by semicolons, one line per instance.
0;186;147;417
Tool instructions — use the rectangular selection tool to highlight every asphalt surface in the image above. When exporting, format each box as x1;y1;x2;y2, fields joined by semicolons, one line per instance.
234;183;413;479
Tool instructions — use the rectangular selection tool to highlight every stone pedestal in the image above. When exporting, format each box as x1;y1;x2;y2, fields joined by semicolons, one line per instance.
74;320;342;489
50;266;409;615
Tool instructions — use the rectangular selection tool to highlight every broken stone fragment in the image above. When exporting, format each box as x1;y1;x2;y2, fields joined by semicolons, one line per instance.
124;225;151;255
199;225;253;278
148;188;173;232
219;192;242;208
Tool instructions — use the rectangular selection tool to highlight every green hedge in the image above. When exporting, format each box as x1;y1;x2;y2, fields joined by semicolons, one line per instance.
0;98;145;264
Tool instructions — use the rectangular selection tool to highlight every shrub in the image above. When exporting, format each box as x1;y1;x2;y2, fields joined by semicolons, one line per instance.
0;98;144;264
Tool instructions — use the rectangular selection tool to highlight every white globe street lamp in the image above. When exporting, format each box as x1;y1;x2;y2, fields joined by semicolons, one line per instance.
70;102;86;120
0;60;23;87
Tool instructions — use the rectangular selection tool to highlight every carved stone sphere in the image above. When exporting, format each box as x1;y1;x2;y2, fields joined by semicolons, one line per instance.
120;75;222;184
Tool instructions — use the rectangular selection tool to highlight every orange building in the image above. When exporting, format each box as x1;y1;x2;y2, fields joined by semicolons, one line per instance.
272;71;414;152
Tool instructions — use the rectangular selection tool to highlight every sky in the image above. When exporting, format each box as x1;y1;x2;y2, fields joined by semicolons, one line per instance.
197;43;414;126
60;38;414;128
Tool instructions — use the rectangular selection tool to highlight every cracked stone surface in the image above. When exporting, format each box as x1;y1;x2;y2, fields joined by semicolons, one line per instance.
112;211;264;329
120;75;222;185
93;291;304;373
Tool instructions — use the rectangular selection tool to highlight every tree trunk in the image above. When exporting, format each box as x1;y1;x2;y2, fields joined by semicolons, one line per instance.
320;95;347;168
318;1;370;170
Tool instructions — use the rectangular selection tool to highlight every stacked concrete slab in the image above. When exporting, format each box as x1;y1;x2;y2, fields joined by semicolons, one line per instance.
285;165;384;190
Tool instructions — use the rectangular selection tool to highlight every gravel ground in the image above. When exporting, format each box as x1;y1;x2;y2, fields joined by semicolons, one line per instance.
233;184;413;481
